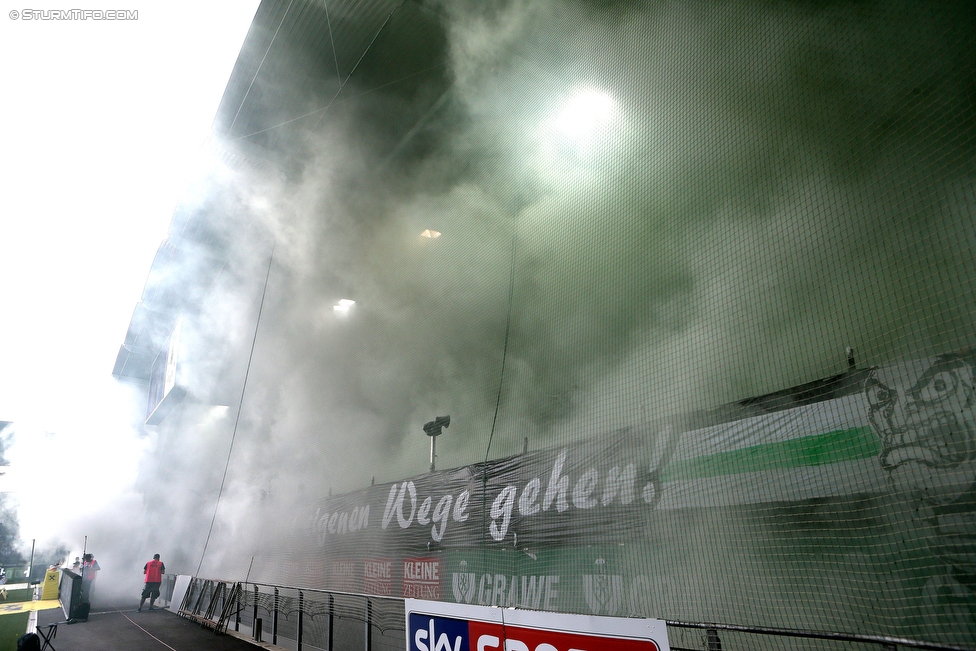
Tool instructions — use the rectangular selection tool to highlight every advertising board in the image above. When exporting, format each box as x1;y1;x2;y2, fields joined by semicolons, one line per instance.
274;352;976;645
405;599;669;651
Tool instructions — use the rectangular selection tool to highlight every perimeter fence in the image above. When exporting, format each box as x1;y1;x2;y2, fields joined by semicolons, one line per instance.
174;576;975;651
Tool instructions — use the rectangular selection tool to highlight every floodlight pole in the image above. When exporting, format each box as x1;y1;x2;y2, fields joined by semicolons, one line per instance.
423;415;450;473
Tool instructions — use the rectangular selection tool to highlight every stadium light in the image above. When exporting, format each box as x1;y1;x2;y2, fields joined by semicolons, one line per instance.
424;415;450;472
554;90;614;139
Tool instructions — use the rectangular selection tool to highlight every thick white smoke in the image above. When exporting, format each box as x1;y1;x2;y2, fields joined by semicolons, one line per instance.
8;0;972;604
137;0;976;585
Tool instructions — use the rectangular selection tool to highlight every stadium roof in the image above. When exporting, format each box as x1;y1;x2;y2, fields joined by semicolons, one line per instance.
113;0;451;384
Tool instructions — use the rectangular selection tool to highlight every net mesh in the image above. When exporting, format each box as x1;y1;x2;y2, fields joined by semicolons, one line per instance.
165;1;976;648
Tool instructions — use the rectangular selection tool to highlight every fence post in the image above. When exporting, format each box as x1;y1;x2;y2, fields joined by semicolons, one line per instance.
706;628;722;651
179;577;194;612
273;587;279;645
328;594;334;651
297;590;304;651
365;598;372;651
252;584;258;634
215;582;224;618
193;580;208;615
235;583;241;632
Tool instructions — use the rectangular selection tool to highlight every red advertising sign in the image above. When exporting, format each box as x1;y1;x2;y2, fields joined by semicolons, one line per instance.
329;559;360;592
363;558;393;596
402;557;441;599
405;599;669;651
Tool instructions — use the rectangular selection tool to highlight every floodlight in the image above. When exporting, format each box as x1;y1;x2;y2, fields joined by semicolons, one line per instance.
423;415;450;436
423;415;451;471
554;90;614;138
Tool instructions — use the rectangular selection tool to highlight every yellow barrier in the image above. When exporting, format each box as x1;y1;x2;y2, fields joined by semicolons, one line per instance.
0;600;60;615
41;570;59;601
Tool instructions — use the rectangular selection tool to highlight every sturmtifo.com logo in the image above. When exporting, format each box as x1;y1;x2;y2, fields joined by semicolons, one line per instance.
9;9;138;20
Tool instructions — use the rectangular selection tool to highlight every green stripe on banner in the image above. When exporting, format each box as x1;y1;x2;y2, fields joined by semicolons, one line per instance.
659;427;881;482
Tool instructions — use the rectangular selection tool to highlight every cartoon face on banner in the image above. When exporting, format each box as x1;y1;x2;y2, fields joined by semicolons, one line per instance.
865;354;976;504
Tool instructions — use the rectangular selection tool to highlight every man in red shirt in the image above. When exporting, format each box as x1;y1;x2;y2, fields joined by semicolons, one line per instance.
138;554;165;612
81;554;99;604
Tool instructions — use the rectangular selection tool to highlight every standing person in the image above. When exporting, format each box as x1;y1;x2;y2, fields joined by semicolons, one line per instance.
81;553;99;603
138;554;165;612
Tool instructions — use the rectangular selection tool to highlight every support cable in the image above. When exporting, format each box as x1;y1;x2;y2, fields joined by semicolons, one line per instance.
233;62;444;141
196;241;276;576
480;223;519;560
227;0;296;136
298;3;402;146
323;0;342;87
484;227;519;464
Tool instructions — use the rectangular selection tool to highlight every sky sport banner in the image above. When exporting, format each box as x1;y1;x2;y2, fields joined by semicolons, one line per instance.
405;599;670;651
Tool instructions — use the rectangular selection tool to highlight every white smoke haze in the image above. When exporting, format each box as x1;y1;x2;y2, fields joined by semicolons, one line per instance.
0;0;261;600
154;0;969;571
143;2;976;598
122;1;970;588
3;0;972;609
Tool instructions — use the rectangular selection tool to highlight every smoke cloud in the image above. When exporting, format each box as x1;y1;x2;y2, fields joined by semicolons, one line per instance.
25;0;973;599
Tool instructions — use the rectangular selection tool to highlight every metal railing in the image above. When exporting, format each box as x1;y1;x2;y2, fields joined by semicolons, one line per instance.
175;577;975;651
177;578;403;651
